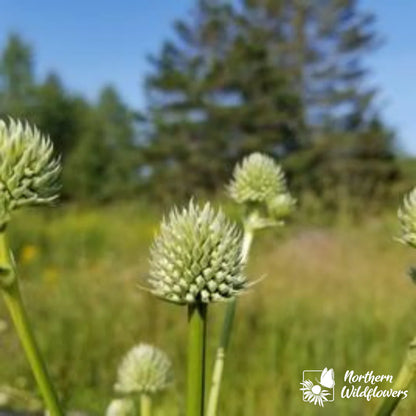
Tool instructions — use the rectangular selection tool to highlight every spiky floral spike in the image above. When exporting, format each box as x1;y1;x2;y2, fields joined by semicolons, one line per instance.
115;344;173;396
398;188;416;248
228;152;287;204
149;201;246;304
106;398;136;416
0;118;60;228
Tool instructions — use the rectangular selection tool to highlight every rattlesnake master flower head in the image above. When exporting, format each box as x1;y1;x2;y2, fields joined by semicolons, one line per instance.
228;153;295;227
0;118;60;228
148;201;246;304
398;188;416;248
115;344;173;396
228;153;287;204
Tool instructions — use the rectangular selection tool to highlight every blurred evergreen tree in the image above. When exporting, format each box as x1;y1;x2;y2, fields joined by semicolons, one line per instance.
0;34;141;202
144;0;399;206
144;0;303;200
0;34;35;117
280;0;399;210
278;0;380;131
32;73;84;159
63;86;139;201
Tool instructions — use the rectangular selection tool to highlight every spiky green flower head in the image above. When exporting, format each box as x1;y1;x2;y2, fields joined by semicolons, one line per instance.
228;153;286;204
115;344;173;396
0;118;60;229
148;201;247;304
106;398;136;416
398;188;416;248
228;152;295;224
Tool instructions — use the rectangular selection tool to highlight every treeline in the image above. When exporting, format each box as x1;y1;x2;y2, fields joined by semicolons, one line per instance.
0;34;140;201
0;0;405;210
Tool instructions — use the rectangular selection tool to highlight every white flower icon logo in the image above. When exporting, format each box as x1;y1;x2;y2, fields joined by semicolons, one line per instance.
301;368;335;407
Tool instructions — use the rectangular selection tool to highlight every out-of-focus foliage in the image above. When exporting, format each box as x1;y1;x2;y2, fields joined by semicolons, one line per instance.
0;35;140;202
285;119;401;217
143;0;400;206
0;0;411;212
63;86;140;201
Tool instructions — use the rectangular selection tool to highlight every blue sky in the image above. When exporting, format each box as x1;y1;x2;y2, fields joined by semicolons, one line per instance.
1;0;415;154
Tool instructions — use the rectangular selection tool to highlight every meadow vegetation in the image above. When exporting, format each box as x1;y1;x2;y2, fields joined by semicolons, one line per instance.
1;203;416;415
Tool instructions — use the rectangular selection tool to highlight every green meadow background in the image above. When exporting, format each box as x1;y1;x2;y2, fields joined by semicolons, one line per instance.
1;203;416;415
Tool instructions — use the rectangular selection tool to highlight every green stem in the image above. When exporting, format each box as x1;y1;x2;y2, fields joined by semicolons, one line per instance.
241;228;254;263
375;337;416;416
140;393;152;416
207;227;253;416
0;232;63;416
187;302;208;416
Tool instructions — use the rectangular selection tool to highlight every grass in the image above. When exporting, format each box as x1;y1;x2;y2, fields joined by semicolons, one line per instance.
1;203;416;415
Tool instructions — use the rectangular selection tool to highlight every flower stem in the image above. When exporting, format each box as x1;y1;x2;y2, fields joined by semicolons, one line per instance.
241;228;254;263
140;393;152;416
187;302;207;416
0;232;63;416
207;227;253;416
206;298;236;416
375;337;416;416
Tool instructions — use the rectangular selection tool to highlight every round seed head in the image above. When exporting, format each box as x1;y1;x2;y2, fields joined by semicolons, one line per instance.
148;201;247;304
398;188;416;248
106;398;135;416
0;118;60;228
115;344;173;396
228;153;287;204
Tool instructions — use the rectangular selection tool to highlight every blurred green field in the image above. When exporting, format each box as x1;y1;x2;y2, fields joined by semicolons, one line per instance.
1;204;416;415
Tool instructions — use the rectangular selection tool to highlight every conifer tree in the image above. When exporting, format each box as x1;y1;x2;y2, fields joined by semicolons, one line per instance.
64;86;138;200
144;0;398;204
144;0;302;199
0;34;35;117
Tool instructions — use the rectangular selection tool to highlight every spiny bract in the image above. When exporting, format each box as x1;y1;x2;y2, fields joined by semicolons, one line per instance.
148;201;246;304
115;344;173;396
398;188;416;248
0;118;60;228
228;152;287;204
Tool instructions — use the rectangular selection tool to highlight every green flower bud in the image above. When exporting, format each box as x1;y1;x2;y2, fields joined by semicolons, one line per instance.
148;201;247;304
0;118;60;228
266;193;296;221
106;398;136;416
115;344;173;396
228;152;287;204
398;188;416;248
